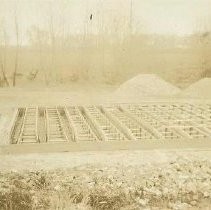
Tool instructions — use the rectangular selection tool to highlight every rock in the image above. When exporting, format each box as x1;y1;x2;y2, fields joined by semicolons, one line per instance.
162;187;169;195
54;184;61;191
174;163;182;171
203;192;210;198
190;200;197;206
168;201;191;210
192;194;198;201
138;198;149;206
151;207;160;210
186;182;197;193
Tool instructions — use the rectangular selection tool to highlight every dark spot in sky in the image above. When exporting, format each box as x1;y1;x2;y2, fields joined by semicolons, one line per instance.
90;14;93;20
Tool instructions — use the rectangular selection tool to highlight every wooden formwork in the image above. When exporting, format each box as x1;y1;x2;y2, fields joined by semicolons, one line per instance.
124;103;211;140
66;106;98;142
85;106;126;141
9;103;211;147
104;105;154;140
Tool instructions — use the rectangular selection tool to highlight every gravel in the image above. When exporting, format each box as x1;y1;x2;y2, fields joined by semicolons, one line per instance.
114;74;180;101
181;78;211;98
1;157;211;209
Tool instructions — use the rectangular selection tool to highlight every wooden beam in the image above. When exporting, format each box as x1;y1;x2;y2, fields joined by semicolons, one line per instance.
81;106;106;141
99;106;136;141
119;106;163;139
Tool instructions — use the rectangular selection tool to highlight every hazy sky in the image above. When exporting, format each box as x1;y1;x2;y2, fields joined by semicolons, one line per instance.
0;0;211;44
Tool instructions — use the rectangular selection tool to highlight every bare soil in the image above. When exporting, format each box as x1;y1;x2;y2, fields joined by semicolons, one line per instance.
1;150;211;209
0;84;211;209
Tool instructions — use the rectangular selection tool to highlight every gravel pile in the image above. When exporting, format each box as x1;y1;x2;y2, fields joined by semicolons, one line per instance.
181;78;211;98
113;74;180;102
1;158;211;209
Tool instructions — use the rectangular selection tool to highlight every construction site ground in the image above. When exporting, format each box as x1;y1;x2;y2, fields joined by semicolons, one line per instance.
0;84;210;160
1;85;211;209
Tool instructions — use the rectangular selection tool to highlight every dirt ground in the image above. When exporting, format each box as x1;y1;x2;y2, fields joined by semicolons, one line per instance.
0;83;117;145
1;84;211;209
0;82;117;107
0;149;210;172
1;149;211;209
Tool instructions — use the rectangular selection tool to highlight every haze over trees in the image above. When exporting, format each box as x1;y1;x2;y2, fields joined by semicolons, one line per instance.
0;0;210;88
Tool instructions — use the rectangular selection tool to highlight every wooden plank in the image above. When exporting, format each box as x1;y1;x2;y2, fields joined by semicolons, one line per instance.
17;108;27;144
120;106;163;139
100;106;136;141
81;106;106;141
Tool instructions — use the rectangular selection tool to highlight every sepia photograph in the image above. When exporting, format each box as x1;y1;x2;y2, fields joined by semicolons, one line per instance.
0;0;211;209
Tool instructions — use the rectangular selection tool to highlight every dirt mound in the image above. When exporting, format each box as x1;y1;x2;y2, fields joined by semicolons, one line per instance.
113;74;180;101
181;78;211;98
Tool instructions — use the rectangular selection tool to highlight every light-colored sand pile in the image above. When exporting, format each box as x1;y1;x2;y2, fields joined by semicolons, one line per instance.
113;74;180;101
181;78;211;98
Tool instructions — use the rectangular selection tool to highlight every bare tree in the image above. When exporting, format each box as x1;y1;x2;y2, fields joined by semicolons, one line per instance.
13;10;20;87
0;19;9;87
129;0;133;35
28;26;46;76
46;3;57;84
